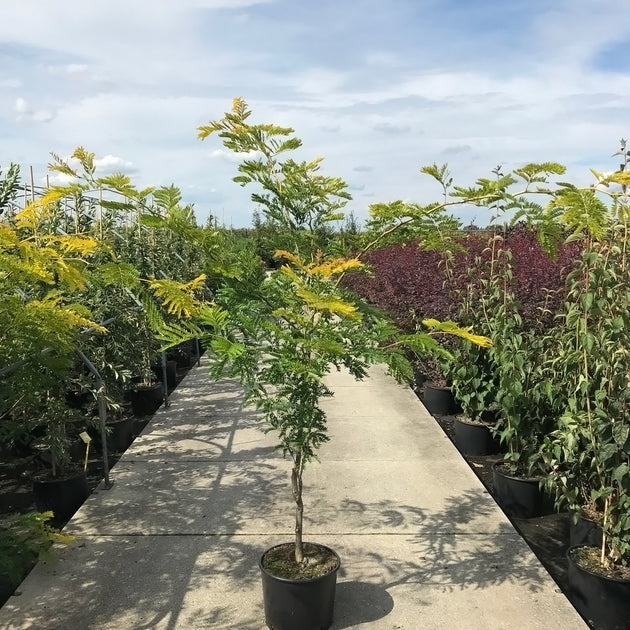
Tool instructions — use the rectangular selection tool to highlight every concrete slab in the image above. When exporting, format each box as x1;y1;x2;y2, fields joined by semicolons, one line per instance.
0;531;573;630
128;416;276;462
0;534;269;630
65;460;505;537
0;364;588;630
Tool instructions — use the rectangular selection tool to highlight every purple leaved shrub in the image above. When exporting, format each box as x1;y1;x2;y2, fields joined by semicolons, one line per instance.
344;226;581;334
502;227;581;329
343;244;453;331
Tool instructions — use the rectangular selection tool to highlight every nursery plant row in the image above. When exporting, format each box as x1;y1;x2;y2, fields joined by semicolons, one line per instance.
0;149;222;601
345;206;630;629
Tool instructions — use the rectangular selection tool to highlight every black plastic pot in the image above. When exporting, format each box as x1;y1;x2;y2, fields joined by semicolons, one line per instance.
33;470;89;522
569;512;603;548
154;360;178;389
90;416;134;453
567;545;630;630
128;382;163;416
259;543;340;630
492;463;542;518
109;416;133;451
453;416;500;456
422;383;456;415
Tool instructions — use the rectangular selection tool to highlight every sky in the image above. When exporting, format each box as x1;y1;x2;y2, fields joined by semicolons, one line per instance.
1;0;629;228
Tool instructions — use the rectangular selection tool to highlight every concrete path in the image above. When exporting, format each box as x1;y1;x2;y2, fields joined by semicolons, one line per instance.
0;364;587;629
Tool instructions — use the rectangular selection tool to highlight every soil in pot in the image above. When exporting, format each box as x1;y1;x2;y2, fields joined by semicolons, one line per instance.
567;545;630;629
453;415;501;456
260;542;340;630
492;462;543;519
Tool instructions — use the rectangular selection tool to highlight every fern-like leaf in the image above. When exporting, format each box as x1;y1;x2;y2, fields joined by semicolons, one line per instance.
549;189;609;241
96;262;141;288
295;287;362;320
422;319;492;348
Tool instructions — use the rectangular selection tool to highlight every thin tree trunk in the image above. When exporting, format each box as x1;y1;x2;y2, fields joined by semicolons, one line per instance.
291;461;304;563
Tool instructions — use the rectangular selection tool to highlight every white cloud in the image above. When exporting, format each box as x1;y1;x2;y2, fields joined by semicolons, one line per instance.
1;0;629;226
93;154;136;174
14;97;28;114
13;97;54;123
209;149;264;163
0;79;21;88
46;171;79;186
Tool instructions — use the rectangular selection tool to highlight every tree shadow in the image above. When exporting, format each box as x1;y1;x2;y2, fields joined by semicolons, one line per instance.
0;369;571;630
333;581;395;628
344;488;551;595
0;374;280;630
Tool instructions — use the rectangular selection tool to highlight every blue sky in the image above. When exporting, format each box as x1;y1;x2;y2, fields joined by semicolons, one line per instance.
1;0;629;227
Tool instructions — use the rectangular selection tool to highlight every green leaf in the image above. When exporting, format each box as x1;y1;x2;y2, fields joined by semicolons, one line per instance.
612;423;629;448
211;337;245;361
199;305;230;330
96;262;140;288
612;463;630;486
140;214;167;228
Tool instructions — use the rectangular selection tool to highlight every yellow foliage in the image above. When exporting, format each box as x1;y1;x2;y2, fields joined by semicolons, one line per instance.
609;171;630;186
15;189;67;231
182;274;207;292
43;234;98;256
279;265;301;284
422;319;492;348
149;277;205;318
295;287;362;320
310;257;363;277
27;298;106;335
0;225;19;249
275;250;305;270
275;249;363;278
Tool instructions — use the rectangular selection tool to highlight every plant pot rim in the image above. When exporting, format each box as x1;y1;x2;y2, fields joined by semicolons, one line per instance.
423;382;450;391
567;545;630;584
106;416;132;425
573;507;603;524
492;461;540;483
259;542;341;584
134;381;161;390
455;414;493;427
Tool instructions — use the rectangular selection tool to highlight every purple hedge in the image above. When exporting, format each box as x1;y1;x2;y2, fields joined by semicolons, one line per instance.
344;226;581;333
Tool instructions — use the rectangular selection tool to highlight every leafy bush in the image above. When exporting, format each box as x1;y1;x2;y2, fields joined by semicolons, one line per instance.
344;225;581;334
0;511;74;587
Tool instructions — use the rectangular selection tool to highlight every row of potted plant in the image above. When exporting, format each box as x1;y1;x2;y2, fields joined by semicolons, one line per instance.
0;153;213;525
349;151;630;629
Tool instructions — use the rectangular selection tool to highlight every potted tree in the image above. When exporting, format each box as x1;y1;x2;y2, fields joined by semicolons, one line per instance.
540;164;630;628
446;237;503;455
155;99;491;629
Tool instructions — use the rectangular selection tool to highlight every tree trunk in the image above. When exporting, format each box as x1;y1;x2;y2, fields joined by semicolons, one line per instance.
291;463;304;563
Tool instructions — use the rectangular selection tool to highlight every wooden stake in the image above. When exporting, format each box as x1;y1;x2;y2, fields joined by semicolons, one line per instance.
29;166;35;203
